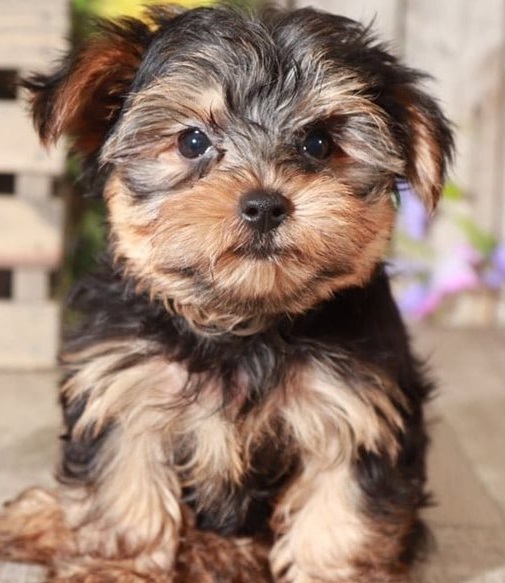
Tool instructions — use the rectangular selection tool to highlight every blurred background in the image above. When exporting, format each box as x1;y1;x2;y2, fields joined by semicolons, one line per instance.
0;1;504;582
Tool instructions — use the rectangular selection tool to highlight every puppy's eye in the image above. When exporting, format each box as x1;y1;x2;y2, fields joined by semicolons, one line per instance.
301;130;333;161
178;129;212;159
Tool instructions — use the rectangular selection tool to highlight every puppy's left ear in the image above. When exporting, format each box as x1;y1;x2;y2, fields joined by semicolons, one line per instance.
383;82;454;213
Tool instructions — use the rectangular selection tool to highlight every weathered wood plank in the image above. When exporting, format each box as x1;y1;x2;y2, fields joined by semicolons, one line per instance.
0;197;63;269
12;269;48;303
405;0;505;236
497;24;505;324
0;563;46;583
16;174;53;202
0;102;65;174
0;0;68;69
294;0;405;47
0;302;60;369
424;420;505;528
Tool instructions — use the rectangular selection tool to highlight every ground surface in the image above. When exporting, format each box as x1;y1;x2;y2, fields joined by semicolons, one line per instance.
0;326;504;582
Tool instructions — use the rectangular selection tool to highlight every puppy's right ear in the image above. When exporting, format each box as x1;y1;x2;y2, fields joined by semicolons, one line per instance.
21;17;155;157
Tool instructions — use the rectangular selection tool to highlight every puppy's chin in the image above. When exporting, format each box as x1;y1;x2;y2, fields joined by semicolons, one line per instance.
113;241;385;334
207;249;373;310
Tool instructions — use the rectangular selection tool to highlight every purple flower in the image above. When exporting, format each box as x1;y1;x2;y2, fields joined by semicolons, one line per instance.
492;242;505;274
482;242;505;289
398;283;430;318
431;245;481;295
398;244;483;320
482;270;504;289
395;180;429;241
398;283;448;320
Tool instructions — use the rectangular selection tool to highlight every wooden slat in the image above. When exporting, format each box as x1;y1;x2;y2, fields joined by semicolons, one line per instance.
0;563;46;583
414;419;505;582
294;0;405;46
457;0;505;236
0;197;63;269
0;0;68;69
12;269;48;303
424;420;505;528
16;174;53;201
497;26;505;324
0;102;65;174
0;302;60;369
404;0;505;235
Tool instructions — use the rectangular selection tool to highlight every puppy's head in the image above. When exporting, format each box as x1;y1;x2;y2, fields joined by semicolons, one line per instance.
25;6;453;332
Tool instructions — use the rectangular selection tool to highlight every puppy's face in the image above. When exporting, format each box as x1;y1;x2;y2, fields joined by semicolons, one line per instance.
26;7;453;330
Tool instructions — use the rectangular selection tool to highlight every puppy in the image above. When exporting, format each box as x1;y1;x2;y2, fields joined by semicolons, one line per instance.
0;5;453;582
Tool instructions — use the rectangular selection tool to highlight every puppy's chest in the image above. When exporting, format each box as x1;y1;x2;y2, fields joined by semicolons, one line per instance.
172;362;303;535
172;364;300;490
172;353;399;535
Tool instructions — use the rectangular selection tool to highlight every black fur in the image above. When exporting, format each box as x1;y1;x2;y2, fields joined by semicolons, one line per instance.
61;258;432;560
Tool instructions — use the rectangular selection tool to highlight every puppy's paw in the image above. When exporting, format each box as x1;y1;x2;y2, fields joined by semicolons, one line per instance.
0;487;75;564
49;559;173;583
175;527;273;583
273;561;410;583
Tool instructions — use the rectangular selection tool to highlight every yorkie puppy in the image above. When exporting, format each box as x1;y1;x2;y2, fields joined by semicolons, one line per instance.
0;5;453;582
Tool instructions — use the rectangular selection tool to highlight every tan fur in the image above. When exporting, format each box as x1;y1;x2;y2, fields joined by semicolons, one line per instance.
59;341;270;571
60;344;189;572
405;102;444;213
282;362;405;463
0;492;269;583
390;86;447;212
270;362;407;583
50;563;171;582
271;463;367;583
177;400;245;512
105;161;397;333
0;488;75;564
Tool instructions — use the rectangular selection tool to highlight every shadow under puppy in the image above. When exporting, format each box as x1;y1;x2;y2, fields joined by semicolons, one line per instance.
0;5;453;582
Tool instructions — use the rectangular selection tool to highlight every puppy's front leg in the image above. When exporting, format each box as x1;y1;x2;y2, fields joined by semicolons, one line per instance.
269;363;414;583
0;415;180;581
270;462;366;583
64;426;181;573
270;461;413;583
55;347;187;579
0;345;188;580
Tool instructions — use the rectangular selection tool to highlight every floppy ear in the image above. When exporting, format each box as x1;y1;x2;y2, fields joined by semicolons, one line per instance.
21;17;154;157
384;82;454;213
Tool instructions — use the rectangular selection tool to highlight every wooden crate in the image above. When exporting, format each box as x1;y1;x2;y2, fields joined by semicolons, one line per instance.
0;0;68;369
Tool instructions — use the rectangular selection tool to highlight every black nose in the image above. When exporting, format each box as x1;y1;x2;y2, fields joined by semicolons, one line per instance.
239;190;290;234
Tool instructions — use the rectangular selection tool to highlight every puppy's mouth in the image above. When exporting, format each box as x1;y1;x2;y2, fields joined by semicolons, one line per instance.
231;240;281;259
230;237;303;261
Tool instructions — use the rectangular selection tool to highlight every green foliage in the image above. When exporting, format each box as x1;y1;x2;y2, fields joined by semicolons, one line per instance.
442;181;464;201
453;214;497;256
